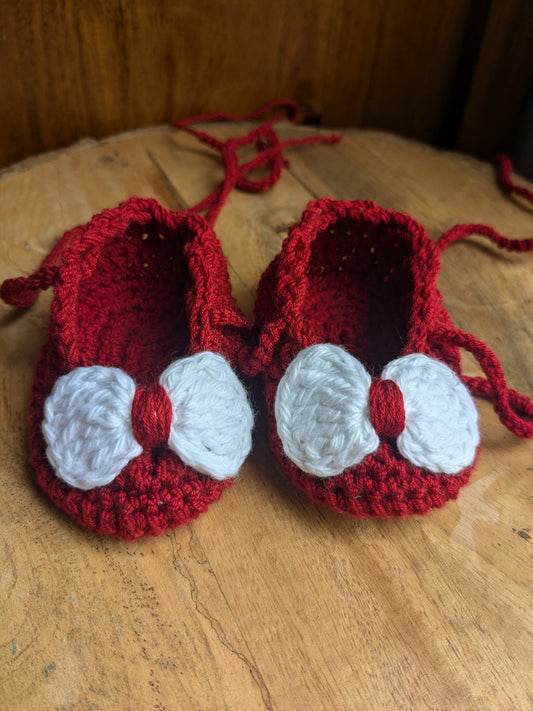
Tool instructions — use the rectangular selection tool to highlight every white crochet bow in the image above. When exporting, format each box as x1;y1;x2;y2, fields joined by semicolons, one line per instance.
43;352;254;490
275;344;480;477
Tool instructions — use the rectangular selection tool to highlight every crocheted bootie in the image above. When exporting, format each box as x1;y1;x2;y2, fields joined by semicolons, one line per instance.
1;199;254;539
249;191;533;517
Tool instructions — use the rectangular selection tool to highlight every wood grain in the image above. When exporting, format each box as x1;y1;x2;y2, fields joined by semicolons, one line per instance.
0;0;473;167
458;0;533;159
0;123;532;710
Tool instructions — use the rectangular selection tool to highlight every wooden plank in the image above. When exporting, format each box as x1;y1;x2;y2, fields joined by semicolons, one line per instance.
0;0;471;166
0;123;532;710
458;0;533;158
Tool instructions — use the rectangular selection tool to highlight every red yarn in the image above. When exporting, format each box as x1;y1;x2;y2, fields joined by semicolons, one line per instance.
1;224;85;308
436;159;533;253
437;222;533;253
433;327;533;438
496;155;533;203
131;384;173;450
434;157;533;439
369;379;405;439
174;99;300;127
174;101;342;226
0;268;58;307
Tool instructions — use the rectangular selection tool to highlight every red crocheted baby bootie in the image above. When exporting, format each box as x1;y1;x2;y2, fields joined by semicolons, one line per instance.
1;198;254;539
249;187;533;517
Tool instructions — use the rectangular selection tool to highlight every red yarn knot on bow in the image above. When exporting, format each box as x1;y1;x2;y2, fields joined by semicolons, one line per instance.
369;378;406;439
131;383;173;450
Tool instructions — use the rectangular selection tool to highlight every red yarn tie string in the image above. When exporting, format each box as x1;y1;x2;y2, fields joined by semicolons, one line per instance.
496;155;533;203
0;223;85;307
437;221;533;254
437;157;533;253
173;100;342;226
432;327;533;438
177;99;300;124
434;157;533;439
173;99;300;140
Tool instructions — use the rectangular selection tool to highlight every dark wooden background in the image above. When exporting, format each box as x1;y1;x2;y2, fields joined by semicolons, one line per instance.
1;0;532;169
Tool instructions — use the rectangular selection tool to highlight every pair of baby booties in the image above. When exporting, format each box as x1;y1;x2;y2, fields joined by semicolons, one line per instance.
2;103;532;540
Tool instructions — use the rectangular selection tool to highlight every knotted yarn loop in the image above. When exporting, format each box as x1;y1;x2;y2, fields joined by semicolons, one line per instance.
0;267;59;307
186;122;318;225
369;378;406;439
131;383;173;450
173;100;342;226
221;123;285;195
180;122;288;226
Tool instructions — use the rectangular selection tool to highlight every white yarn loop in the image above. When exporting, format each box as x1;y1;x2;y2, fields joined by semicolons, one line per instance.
274;344;479;478
275;344;379;477
160;352;254;480
382;353;479;474
43;366;142;490
43;353;253;490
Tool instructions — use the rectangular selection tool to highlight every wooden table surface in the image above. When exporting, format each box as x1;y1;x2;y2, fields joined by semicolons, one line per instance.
1;123;532;711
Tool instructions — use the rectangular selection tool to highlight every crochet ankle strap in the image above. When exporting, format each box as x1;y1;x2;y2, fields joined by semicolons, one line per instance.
432;326;533;438
1;224;85;307
496;154;533;203
436;222;533;253
434;157;533;438
436;157;533;253
173;99;300;147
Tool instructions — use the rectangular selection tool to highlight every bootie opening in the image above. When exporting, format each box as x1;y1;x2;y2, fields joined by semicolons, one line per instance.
304;217;414;372
74;221;194;383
